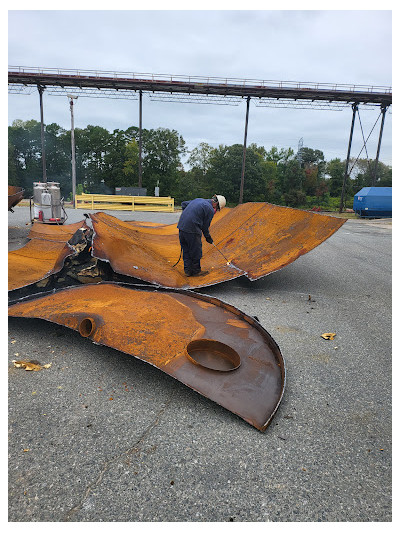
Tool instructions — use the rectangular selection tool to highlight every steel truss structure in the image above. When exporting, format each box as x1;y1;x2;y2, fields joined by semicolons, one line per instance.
8;66;392;206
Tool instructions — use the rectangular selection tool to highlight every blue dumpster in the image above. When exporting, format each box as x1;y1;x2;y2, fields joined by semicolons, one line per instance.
353;187;392;218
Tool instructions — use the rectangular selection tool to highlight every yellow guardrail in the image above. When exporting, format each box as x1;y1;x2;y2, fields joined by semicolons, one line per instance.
75;193;175;212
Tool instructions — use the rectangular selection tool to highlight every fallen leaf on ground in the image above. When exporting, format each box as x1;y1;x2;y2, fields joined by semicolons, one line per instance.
12;360;51;371
321;333;336;340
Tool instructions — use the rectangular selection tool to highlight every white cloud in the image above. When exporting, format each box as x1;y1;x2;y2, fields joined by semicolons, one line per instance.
8;9;392;165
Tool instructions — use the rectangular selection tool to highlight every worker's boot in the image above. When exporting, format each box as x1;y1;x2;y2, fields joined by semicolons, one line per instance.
191;270;209;277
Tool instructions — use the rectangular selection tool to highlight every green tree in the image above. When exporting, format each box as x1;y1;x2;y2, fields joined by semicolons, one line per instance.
206;144;266;203
185;142;214;198
260;159;280;203
277;158;305;207
298;146;325;172
375;161;392;187
122;139;140;185
141;127;186;196
263;145;295;164
74;125;112;189
303;165;318;195
102;128;134;190
44;123;69;177
326;158;346;196
8;140;18;186
350;158;392;192
187;142;213;171
250;144;286;203
8;119;44;195
297;146;326;196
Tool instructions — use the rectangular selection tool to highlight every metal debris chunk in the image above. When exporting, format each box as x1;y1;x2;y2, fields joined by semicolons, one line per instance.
9;203;346;292
8;185;24;211
8;220;90;291
8;283;286;431
90;203;346;289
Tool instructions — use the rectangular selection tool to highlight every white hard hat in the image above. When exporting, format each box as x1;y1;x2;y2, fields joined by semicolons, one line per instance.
214;195;226;210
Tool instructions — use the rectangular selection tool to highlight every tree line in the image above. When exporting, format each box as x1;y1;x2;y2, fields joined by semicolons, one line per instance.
8;119;392;209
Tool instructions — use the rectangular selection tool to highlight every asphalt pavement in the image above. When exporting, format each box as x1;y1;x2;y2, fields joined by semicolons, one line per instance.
8;206;392;522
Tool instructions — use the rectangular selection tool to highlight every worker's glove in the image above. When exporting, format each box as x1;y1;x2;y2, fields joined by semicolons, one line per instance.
205;235;213;244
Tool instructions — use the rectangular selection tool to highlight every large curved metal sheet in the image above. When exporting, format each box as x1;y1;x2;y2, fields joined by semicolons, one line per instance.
8;283;286;431
8;185;24;211
90;203;346;289
8;220;89;291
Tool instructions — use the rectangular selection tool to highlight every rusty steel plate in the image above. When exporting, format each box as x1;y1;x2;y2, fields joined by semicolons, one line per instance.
8;283;286;431
90;203;346;289
8;185;24;211
8;220;89;291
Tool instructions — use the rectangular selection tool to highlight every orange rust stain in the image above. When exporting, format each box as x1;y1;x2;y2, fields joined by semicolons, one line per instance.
8;240;73;291
8;220;88;291
8;284;203;368
195;301;215;310
226;319;250;329
27;220;88;241
90;203;345;289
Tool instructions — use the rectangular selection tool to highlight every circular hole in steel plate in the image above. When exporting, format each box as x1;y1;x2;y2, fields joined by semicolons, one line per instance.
186;339;241;371
79;317;96;337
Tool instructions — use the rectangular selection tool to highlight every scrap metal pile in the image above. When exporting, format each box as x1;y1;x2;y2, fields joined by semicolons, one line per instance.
8;185;24;211
8;202;346;430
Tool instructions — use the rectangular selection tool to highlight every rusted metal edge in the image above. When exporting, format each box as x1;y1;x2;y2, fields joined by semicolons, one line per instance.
8;186;24;211
8;222;91;292
8;281;286;432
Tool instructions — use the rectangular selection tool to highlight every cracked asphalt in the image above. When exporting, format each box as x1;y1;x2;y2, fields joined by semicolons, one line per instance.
8;206;392;522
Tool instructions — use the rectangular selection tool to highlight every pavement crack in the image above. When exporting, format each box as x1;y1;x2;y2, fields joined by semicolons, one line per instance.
62;395;174;521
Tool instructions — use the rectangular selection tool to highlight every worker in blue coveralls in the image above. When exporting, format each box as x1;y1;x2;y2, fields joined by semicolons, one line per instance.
177;194;226;277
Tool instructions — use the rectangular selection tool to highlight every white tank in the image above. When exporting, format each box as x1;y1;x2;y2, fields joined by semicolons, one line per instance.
32;181;63;222
33;182;46;204
48;182;62;218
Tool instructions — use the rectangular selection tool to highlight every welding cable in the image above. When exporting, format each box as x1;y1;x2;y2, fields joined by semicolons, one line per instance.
172;246;183;268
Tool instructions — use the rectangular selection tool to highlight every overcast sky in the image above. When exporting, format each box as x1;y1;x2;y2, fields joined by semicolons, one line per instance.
8;8;392;167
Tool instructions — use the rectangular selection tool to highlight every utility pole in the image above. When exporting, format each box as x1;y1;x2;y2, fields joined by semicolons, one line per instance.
138;90;143;188
67;94;78;208
37;85;47;183
239;96;250;205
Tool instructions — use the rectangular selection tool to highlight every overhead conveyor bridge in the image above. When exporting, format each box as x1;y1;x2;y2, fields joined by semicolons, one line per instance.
8;66;392;105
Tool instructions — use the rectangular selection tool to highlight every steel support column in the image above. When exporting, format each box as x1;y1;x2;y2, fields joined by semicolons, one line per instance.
69;97;77;208
372;104;387;186
340;102;358;213
37;85;47;183
239;96;250;204
138;90;143;188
